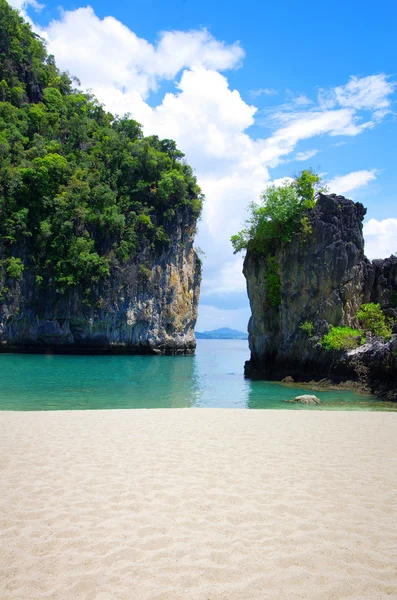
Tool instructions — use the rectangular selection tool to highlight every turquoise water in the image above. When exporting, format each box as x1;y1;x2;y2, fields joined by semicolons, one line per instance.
0;340;395;411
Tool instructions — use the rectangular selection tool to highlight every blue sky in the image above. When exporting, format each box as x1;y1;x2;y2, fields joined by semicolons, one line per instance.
11;0;397;331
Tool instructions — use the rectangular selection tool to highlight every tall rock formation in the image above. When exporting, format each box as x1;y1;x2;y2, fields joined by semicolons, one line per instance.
0;0;202;354
243;193;397;399
0;208;201;354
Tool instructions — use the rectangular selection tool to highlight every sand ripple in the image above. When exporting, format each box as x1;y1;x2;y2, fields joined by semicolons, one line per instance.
0;409;397;599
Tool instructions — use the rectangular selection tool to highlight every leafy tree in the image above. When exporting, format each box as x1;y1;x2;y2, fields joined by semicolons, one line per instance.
6;256;24;279
231;170;322;254
0;0;203;291
357;303;393;341
321;326;365;351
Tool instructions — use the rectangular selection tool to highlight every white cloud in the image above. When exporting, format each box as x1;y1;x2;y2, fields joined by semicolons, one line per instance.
249;88;278;98
139;67;258;166
364;219;397;260
41;8;244;99
289;93;313;106
258;109;374;168
319;74;395;114
201;256;246;298
7;0;43;18
327;170;377;195
270;176;295;188
335;75;395;111
294;149;319;161
8;0;43;10
21;4;397;327
196;304;251;332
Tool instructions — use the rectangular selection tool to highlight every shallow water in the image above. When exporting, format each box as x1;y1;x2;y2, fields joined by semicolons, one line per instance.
0;339;395;411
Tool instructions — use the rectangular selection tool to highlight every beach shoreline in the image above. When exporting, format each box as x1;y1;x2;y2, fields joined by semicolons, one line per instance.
1;408;396;599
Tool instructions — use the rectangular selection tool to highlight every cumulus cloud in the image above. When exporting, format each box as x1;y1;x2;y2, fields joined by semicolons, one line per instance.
200;256;247;298
364;219;397;260
41;8;244;98
327;170;377;195
20;4;396;328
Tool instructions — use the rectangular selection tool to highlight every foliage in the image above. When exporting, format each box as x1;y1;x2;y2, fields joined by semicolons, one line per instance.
299;321;314;337
6;256;24;279
231;169;322;254
294;168;321;209
300;216;313;238
138;264;152;282
321;326;365;351
0;0;202;291
357;303;393;341
265;256;281;307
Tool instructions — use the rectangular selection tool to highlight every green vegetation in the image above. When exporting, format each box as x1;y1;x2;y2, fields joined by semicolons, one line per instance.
231;169;323;254
138;265;152;282
315;304;394;353
299;321;314;337
357;303;393;341
6;256;24;279
321;326;366;351
300;215;313;238
0;0;202;292
265;256;281;307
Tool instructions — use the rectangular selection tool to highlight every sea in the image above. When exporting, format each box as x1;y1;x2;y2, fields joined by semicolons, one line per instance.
0;339;396;411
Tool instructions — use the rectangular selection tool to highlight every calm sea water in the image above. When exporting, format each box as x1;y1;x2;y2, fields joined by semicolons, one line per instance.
0;339;395;411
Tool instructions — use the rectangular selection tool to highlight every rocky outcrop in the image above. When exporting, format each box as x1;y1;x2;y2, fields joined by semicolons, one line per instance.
293;395;321;405
0;208;201;354
244;193;397;400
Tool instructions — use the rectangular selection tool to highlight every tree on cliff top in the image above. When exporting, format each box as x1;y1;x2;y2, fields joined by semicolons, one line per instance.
231;170;323;254
0;0;202;292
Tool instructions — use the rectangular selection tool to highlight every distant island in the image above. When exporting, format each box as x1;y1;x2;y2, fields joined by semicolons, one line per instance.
195;328;248;340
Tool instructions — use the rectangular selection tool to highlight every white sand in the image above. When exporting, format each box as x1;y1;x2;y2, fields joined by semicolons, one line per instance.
0;409;397;600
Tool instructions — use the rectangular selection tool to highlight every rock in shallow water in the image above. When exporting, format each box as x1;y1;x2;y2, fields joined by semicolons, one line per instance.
294;395;321;404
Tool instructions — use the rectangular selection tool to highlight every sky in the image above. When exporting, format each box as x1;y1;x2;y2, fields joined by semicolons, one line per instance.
9;0;397;331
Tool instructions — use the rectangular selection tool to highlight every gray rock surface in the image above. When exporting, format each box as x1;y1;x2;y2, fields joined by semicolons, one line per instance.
294;395;321;404
243;193;397;400
0;208;201;354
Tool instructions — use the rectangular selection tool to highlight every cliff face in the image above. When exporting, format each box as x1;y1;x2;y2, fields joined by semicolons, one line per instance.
243;193;397;399
0;0;203;355
0;208;201;354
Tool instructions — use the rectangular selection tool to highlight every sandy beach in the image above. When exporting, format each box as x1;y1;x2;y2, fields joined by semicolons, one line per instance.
0;409;396;600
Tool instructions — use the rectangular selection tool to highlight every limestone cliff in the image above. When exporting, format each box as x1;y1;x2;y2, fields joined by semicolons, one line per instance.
0;0;202;355
243;193;397;399
0;208;201;354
